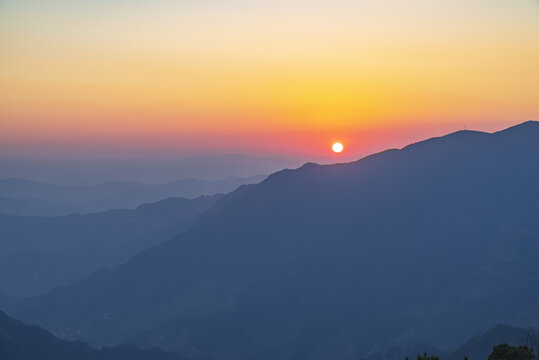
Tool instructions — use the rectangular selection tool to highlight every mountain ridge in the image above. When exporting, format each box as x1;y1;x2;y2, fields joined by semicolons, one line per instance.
10;121;539;360
0;195;222;297
0;175;265;216
2;308;537;360
0;311;182;360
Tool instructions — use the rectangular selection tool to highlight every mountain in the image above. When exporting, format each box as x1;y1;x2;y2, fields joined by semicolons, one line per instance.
361;324;539;360
0;175;265;216
0;196;83;217
167;154;301;181
361;343;445;360
0;154;298;185
0;293;16;312
2;310;535;360
0;195;221;297
10;121;539;360
0;311;182;360
445;324;538;360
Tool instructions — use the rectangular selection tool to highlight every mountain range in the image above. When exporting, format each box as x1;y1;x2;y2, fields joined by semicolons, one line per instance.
0;154;298;185
0;195;221;297
0;175;265;216
2;310;537;360
6;121;539;360
0;311;182;360
362;323;539;360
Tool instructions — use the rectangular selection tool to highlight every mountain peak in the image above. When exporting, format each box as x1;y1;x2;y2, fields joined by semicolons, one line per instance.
11;120;539;360
495;120;539;135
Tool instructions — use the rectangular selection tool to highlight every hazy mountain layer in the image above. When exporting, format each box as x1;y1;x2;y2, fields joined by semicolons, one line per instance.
0;175;265;216
3;308;537;360
0;154;295;185
11;122;539;360
0;195;221;297
445;324;539;360
0;311;182;360
362;324;539;360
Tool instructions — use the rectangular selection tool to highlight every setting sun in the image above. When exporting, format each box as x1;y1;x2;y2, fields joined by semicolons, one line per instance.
332;142;344;153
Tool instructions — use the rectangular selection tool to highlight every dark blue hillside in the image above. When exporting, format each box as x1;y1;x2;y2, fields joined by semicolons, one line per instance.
0;311;182;360
0;195;221;296
12;121;539;360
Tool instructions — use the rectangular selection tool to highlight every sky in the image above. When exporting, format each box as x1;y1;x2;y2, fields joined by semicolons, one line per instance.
1;0;538;162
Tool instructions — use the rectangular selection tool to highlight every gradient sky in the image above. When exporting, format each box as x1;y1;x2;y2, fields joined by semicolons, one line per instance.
1;0;538;161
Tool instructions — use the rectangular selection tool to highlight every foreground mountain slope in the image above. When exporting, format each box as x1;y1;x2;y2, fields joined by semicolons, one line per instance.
0;195;221;297
0;175;264;216
445;324;539;360
0;311;182;360
362;324;539;360
13;121;539;360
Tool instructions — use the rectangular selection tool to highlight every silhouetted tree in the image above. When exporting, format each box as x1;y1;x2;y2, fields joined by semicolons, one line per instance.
416;353;439;360
523;330;539;360
488;343;535;360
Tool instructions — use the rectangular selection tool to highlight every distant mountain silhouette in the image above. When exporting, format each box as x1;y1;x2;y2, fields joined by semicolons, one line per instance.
361;343;446;360
361;324;539;360
11;121;539;360
167;154;301;181
0;195;221;297
2;309;535;360
0;175;265;216
0;196;83;217
0;311;182;360
445;324;539;360
0;154;298;185
0;293;16;311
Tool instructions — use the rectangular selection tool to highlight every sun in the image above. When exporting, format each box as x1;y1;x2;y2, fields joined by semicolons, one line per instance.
332;142;343;153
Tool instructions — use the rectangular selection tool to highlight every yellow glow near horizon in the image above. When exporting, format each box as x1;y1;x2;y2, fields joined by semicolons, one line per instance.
0;0;538;156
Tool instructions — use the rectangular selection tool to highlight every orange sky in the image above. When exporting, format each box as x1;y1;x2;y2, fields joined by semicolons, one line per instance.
1;0;538;161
